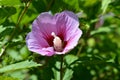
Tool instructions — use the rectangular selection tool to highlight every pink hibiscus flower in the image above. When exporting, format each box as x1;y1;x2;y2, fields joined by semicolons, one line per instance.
26;11;82;56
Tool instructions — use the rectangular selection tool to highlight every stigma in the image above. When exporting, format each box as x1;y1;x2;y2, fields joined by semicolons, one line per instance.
51;32;63;52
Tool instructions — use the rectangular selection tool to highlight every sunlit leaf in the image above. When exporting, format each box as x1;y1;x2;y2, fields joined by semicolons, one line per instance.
63;69;73;80
0;0;22;6
65;55;78;65
0;48;4;57
0;60;42;73
0;76;18;80
90;27;112;35
52;68;60;80
101;0;112;14
84;0;97;7
52;61;60;80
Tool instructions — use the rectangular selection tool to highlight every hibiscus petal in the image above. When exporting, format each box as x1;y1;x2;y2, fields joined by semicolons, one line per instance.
55;11;79;41
32;12;57;40
63;28;82;53
41;47;55;56
26;32;55;56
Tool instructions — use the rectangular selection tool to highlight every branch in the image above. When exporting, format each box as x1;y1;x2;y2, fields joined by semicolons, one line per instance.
0;0;32;57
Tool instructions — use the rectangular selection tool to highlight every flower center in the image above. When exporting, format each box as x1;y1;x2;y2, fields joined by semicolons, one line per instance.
51;32;63;52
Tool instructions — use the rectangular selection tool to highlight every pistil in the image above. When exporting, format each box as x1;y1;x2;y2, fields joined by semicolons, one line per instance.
51;32;63;52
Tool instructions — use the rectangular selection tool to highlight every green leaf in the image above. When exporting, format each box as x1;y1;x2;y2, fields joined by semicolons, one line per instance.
52;61;60;80
0;0;22;6
0;48;4;57
20;9;38;25
63;69;73;80
51;0;80;13
0;76;18;80
90;27;112;35
0;60;42;73
0;7;16;24
84;0;97;7
0;25;5;33
65;55;78;65
52;68;60;80
63;0;80;11
0;28;13;38
101;0;112;14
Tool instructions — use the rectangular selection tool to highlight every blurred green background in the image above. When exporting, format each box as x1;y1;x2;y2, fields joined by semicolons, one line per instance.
0;0;120;80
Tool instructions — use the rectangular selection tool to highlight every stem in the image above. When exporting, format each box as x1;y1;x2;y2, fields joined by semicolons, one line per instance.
77;39;84;56
0;0;32;57
9;0;32;41
60;55;64;80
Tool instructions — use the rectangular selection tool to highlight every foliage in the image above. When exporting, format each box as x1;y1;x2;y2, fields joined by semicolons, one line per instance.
0;0;120;80
0;60;42;73
0;76;19;80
